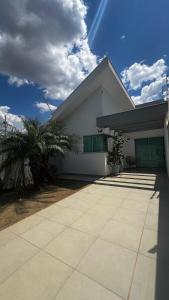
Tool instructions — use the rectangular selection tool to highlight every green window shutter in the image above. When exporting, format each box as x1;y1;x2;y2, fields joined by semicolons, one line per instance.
84;135;107;153
83;136;93;152
93;135;99;151
93;135;106;152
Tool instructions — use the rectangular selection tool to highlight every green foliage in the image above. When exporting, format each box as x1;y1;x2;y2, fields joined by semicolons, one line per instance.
107;133;129;166
0;118;73;190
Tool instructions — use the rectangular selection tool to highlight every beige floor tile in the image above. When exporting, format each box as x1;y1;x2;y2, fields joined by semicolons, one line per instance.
145;213;159;231
126;192;151;201
56;195;80;207
21;219;65;248
0;236;38;284
97;196;124;208
97;190;126;197
122;199;149;212
48;206;83;226
0;229;17;248
55;271;121;300
78;239;136;299
0;251;72;300
150;196;160;206
80;194;100;202
114;208;146;228
139;229;158;259
88;203;119;218
71;199;97;212
37;205;63;218
58;196;97;212
100;219;142;251
45;228;95;267
129;255;156;300
71;212;109;236
9;214;44;235
148;202;159;215
131;189;155;196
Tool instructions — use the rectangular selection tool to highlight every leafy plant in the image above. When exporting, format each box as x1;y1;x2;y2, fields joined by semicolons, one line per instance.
0;118;73;190
107;133;129;166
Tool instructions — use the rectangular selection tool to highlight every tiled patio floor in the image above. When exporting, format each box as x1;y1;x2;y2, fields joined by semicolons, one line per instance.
0;171;168;300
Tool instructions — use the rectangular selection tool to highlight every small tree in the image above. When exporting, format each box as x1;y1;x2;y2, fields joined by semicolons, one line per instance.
107;133;129;169
0;118;73;191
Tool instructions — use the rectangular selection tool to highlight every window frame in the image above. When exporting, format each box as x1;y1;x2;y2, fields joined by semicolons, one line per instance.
83;134;108;153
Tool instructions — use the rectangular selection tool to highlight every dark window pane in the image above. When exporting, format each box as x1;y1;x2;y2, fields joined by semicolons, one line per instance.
83;135;107;153
83;136;93;152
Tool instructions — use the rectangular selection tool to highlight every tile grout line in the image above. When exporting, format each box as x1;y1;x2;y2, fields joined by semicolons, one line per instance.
75;269;126;300
41;199;138;300
18;224;68;251
126;194;152;300
0;246;41;288
50;266;74;300
45;242;126;300
7;215;45;235
51;233;99;300
0;180;156;299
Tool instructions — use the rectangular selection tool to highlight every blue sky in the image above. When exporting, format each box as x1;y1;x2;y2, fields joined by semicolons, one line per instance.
0;0;168;128
86;0;169;67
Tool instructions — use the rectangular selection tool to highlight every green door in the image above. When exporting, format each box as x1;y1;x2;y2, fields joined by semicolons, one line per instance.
135;137;165;168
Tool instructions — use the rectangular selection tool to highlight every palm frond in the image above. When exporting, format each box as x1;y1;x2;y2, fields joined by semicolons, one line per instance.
47;144;64;155
0;117;74;189
35;141;47;153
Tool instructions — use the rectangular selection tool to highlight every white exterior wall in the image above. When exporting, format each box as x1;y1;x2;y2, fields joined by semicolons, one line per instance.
63;152;110;176
63;88;109;176
164;113;169;177
102;88;126;116
62;87;126;176
64;88;102;152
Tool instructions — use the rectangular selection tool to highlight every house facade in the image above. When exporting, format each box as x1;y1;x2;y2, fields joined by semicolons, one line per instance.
53;58;169;177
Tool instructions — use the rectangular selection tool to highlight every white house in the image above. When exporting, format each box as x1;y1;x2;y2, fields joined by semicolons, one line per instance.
53;58;169;177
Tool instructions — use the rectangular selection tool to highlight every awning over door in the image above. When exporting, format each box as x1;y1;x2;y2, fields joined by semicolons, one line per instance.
97;101;168;133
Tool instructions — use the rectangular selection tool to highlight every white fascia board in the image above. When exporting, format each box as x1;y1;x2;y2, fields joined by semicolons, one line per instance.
107;60;135;109
53;57;134;121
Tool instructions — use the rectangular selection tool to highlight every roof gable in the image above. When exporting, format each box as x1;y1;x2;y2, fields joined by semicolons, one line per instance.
53;57;135;121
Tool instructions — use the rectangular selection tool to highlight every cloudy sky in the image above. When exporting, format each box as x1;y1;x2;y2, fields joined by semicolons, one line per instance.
0;0;168;129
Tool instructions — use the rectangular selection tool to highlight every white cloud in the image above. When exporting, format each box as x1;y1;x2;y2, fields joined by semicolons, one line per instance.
121;59;167;90
0;106;23;130
132;77;165;104
120;35;126;40
121;58;168;104
0;0;98;100
8;76;30;87
35;102;57;113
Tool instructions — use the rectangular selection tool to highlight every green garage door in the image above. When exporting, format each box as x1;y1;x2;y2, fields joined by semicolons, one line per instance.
135;137;165;168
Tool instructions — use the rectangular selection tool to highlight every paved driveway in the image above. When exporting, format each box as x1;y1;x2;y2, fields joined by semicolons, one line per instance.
0;171;168;300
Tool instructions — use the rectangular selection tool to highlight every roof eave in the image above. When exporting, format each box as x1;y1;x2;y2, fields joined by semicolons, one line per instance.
53;57;135;121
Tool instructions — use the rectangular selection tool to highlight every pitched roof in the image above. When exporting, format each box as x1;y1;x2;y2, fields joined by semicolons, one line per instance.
53;57;135;121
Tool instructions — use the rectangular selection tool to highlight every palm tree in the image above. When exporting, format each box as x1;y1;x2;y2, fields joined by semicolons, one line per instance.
0;118;72;190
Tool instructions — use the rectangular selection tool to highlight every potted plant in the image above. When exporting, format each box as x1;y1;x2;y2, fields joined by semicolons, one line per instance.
107;134;128;176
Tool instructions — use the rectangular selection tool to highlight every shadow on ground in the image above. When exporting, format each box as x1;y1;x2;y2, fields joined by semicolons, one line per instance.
155;172;169;299
0;180;88;231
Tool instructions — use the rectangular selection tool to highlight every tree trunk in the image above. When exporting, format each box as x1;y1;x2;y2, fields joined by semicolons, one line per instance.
30;164;41;189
